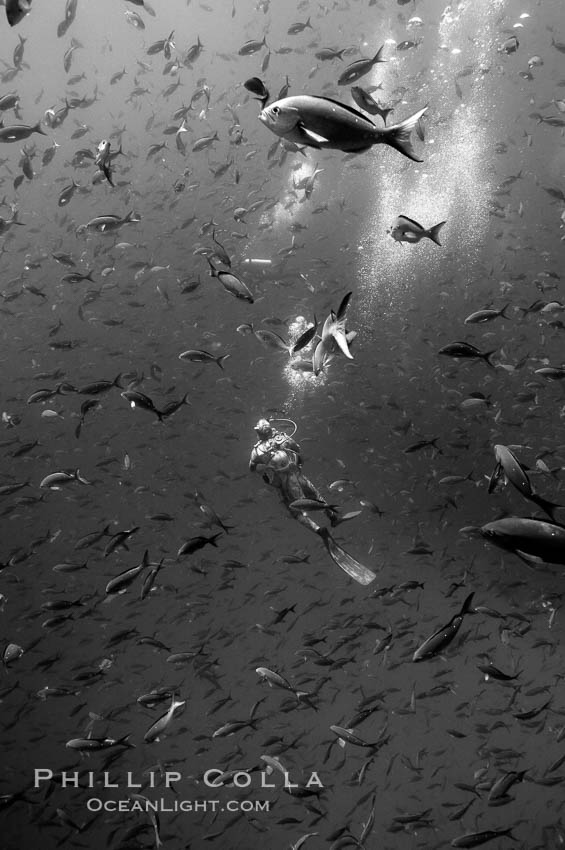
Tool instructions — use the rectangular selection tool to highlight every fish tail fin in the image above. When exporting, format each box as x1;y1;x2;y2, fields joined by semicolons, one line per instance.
337;50;345;60
75;469;92;485
483;350;497;368
372;45;386;64
531;495;563;521
428;220;446;246
216;354;230;369
34;121;47;136
487;462;502;494
336;291;352;320
295;690;312;703
379;106;428;162
115;734;135;749
500;302;512;320
459;592;475;617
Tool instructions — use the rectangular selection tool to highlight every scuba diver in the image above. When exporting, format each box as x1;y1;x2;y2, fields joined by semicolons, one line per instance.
249;418;376;586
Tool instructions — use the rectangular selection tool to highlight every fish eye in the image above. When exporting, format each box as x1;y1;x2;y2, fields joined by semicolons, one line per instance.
272;106;279;114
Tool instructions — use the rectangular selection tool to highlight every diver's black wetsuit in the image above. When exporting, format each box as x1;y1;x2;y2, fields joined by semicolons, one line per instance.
249;430;337;533
249;421;376;586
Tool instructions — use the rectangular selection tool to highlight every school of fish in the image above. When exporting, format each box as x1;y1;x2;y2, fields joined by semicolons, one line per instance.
1;0;565;849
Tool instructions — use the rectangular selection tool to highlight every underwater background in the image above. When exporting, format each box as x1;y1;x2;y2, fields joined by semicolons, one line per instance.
1;0;565;847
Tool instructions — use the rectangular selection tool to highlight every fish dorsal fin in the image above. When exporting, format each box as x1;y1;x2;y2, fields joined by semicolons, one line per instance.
371;45;386;64
336;291;352;320
397;215;423;229
310;96;376;127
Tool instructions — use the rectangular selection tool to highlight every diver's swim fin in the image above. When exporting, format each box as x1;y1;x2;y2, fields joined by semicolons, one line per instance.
317;527;377;586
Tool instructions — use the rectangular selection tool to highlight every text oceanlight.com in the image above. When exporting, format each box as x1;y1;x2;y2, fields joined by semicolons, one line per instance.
86;798;271;813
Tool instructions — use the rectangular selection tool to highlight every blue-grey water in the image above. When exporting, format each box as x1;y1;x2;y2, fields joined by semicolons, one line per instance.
1;0;565;848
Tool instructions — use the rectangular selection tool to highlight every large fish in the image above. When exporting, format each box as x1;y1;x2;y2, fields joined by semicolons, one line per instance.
413;593;475;661
390;215;446;246
259;95;427;162
480;517;565;565
489;444;562;520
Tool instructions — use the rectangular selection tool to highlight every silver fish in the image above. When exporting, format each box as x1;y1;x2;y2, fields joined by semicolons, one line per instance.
260;95;427;162
0;122;45;142
337;46;386;86
481;516;565;565
390;215;446;245
412;593;474;661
